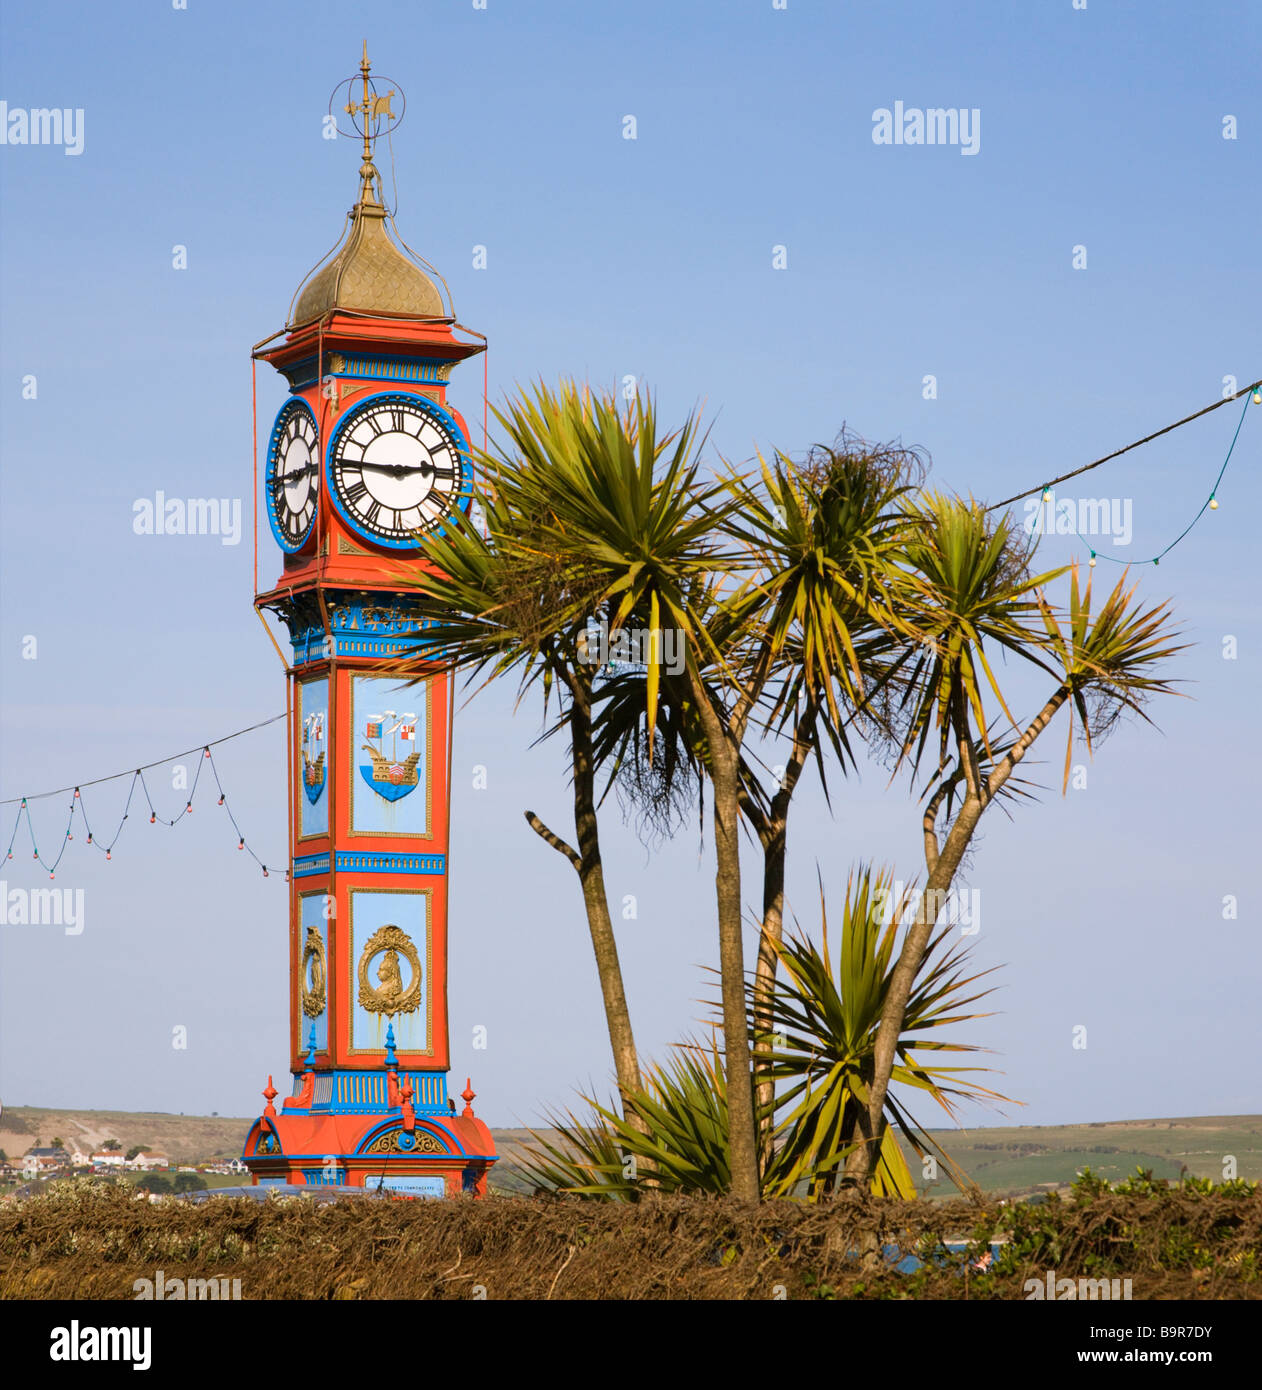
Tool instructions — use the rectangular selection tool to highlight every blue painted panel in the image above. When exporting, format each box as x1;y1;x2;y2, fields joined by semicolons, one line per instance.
298;676;329;838
349;890;431;1055
350;674;431;838
299;893;329;1053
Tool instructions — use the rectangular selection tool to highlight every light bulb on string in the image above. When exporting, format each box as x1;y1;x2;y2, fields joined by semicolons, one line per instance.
1253;388;1261;404
185;801;193;814
150;812;155;824
218;795;225;806
1089;552;1097;568
1209;495;1218;510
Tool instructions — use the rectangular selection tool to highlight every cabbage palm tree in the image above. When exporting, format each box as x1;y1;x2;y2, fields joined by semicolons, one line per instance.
846;498;1184;1185
719;437;924;1160
588;432;928;1182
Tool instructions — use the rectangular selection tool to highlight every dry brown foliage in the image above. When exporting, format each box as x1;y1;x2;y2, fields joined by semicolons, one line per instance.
1;1183;1258;1301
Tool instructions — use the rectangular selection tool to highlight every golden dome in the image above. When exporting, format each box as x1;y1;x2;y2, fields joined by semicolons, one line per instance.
290;166;447;326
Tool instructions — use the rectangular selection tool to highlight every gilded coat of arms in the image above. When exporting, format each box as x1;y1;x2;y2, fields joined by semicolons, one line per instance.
357;924;422;1016
301;925;327;1019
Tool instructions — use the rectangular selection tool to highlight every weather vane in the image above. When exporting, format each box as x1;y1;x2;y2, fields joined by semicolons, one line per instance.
327;41;406;177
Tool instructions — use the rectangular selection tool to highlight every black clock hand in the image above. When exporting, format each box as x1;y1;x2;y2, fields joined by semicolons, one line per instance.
354;460;436;479
270;464;319;489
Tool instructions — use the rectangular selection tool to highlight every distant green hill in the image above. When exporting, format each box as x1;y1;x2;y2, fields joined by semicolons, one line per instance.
4;1107;1258;1199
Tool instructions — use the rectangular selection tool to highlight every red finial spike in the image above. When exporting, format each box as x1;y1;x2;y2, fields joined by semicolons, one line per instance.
461;1078;476;1118
262;1075;278;1118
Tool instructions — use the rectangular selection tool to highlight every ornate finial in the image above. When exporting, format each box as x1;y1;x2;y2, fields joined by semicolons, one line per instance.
262;1075;278;1118
305;1024;318;1068
328;42;406;212
384;1022;398;1068
461;1078;476;1119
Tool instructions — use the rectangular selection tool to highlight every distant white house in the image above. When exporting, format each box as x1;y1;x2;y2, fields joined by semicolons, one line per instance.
130;1152;170;1171
92;1151;126;1168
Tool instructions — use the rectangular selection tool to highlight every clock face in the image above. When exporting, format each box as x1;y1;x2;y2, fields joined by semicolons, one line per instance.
266;400;320;551
328;393;469;547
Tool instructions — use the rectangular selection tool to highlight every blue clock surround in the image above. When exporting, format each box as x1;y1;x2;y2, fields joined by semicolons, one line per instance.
264;397;321;554
324;389;473;551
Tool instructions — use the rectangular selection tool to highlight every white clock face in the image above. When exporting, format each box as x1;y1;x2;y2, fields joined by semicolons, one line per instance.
267;401;319;550
329;396;465;545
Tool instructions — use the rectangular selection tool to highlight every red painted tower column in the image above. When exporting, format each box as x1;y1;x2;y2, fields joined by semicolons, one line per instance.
241;49;495;1196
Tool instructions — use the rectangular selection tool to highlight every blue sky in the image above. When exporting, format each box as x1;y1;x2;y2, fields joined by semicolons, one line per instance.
1;1;1259;1135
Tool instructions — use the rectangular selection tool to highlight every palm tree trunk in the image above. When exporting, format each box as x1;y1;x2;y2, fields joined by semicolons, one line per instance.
752;835;785;1168
751;700;816;1167
526;666;647;1136
846;685;1070;1185
688;667;761;1202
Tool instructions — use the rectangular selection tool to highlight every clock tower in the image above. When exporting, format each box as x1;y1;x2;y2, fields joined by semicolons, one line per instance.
241;48;496;1196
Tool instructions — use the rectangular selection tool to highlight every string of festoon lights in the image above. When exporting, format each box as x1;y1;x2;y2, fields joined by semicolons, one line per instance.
1;715;287;881
997;380;1260;568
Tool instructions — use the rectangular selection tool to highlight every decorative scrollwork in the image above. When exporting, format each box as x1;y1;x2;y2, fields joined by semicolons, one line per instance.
301;925;327;1019
357;924;422;1016
364;1127;445;1156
